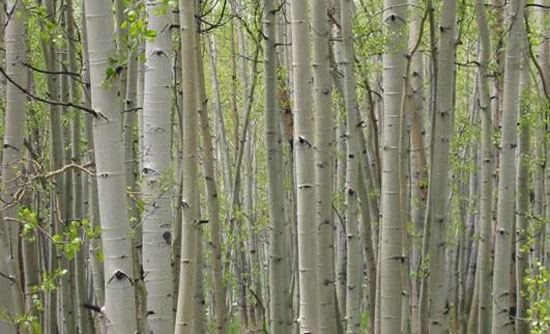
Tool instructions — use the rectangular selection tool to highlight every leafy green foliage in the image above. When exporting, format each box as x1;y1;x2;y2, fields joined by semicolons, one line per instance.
525;262;550;333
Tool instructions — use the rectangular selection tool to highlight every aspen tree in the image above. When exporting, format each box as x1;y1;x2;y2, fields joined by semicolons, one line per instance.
340;0;361;332
0;1;26;331
81;3;106;309
141;1;174;332
174;0;200;331
515;34;530;334
195;25;227;334
409;1;428;331
312;0;337;331
83;0;138;332
491;0;525;332
290;0;320;331
473;1;493;333
425;1;456;333
379;0;407;332
264;1;294;331
331;0;348;320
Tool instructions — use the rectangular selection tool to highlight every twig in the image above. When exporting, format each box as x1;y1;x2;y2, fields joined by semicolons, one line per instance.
0;65;105;119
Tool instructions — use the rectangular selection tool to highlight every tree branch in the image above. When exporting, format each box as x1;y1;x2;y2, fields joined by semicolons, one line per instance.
0;65;105;119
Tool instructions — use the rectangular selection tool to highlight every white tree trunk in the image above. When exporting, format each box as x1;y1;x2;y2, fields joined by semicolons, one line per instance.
0;2;26;331
340;1;361;333
515;35;530;334
379;0;407;332
473;1;493;333
426;1;456;333
290;0;320;332
141;1;175;332
174;0;200;332
263;1;293;332
83;0;138;332
312;0;337;332
491;0;525;332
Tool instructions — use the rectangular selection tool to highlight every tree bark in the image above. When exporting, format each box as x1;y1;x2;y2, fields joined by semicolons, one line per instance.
425;1;456;333
0;1;26;331
289;0;320;332
379;0;407;332
263;1;293;332
174;0;200;332
312;0;338;332
491;0;525;332
141;1;175;332
83;0;138;331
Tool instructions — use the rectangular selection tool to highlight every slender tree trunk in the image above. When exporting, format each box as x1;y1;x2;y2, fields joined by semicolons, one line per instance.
331;0;347;320
263;2;293;332
358;169;377;334
0;1;26;331
340;1;361;333
195;27;227;334
174;0;200;332
81;3;106;310
408;2;428;333
379;0;407;332
425;1;456;333
312;0;337;332
206;34;233;196
473;1;493;333
515;35;530;334
83;0;138;332
141;1;175;332
491;0;525;332
289;0;319;332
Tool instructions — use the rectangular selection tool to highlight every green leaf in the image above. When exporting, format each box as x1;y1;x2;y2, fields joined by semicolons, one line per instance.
127;10;137;22
106;67;115;78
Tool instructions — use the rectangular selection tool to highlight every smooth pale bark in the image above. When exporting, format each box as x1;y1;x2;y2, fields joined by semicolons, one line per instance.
122;18;144;331
81;4;106;309
0;1;26;331
174;0;200;332
141;1;175;332
379;0;407;332
195;29;227;334
191;230;206;334
408;3;427;334
126;41;149;334
263;1;293;332
340;1;361;333
425;1;456;333
83;0;138;332
515;37;530;334
473;1;493;333
331;0;347;320
358;168;377;334
289;0;320;332
312;0;337;332
171;8;183;308
491;0;525;332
